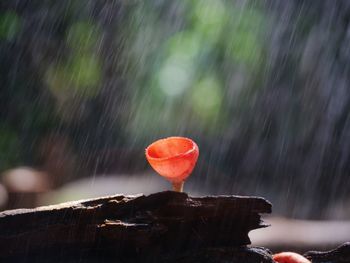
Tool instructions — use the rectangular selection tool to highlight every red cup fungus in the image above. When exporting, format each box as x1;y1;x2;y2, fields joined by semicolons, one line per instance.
145;136;199;192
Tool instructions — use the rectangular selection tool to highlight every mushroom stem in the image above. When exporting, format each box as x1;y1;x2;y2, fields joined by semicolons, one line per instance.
172;181;184;192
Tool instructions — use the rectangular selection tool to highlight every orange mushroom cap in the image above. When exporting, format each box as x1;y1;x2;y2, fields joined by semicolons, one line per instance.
273;252;311;263
145;137;199;183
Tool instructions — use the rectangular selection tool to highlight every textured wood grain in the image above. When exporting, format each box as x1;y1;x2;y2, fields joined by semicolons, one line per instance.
0;191;272;262
304;242;350;263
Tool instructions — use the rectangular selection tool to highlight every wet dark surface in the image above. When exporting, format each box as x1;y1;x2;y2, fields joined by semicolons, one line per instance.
1;0;350;218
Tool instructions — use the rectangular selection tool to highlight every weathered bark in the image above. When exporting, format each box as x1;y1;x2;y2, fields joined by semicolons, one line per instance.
304;242;350;263
0;191;272;262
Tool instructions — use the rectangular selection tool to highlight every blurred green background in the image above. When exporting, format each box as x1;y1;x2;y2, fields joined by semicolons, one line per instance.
0;0;350;220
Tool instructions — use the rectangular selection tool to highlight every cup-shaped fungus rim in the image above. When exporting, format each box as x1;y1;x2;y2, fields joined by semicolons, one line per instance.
146;136;198;161
145;136;199;182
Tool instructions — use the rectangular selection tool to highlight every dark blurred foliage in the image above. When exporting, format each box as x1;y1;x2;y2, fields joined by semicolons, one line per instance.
0;0;350;218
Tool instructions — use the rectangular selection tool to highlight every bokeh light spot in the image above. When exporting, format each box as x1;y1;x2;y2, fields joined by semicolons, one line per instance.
191;0;228;40
66;21;101;51
0;11;22;41
191;76;223;122
157;55;194;97
46;55;102;99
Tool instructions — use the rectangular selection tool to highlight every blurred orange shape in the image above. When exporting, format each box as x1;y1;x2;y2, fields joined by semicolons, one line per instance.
273;252;311;263
145;137;199;191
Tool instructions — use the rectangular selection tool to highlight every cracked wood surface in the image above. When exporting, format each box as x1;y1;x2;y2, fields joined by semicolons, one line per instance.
0;191;272;262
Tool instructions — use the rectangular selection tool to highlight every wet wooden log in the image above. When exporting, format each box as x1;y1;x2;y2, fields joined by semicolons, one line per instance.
0;191;272;262
304;242;350;263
